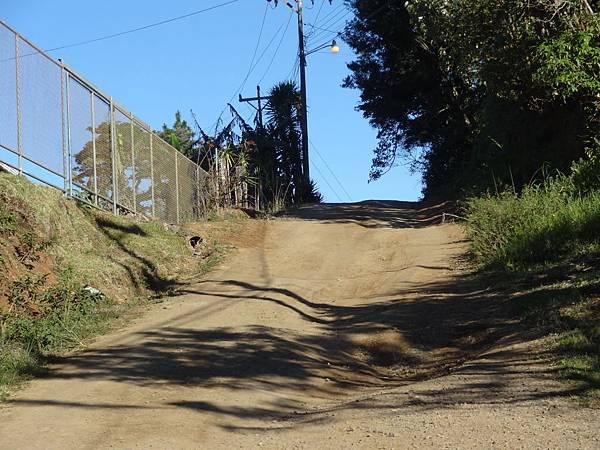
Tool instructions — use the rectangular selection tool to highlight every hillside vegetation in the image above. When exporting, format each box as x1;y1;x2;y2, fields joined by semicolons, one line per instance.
344;0;599;199
465;165;600;405
0;172;238;398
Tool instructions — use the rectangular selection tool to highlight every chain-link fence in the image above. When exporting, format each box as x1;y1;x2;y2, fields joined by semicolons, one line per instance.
0;21;207;223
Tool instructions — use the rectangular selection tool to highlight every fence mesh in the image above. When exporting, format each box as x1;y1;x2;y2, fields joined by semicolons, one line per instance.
93;95;113;202
113;108;135;211
178;153;198;222
18;38;63;176
151;135;179;223
68;76;94;192
133;122;153;216
0;21;208;223
0;25;17;153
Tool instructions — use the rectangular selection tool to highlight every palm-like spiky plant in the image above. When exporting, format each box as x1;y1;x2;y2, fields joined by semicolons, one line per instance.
265;81;304;204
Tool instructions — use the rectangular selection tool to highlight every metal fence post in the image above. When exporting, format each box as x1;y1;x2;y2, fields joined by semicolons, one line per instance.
149;133;155;218
14;34;22;175
109;97;118;215
60;62;68;193
91;92;98;204
65;72;73;197
174;150;180;224
195;165;200;219
129;113;136;213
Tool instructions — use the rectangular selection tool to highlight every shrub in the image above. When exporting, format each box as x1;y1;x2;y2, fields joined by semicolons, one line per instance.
571;143;600;195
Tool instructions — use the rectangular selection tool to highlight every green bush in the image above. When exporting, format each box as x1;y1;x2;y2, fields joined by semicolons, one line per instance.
2;270;115;352
466;176;600;269
571;143;600;195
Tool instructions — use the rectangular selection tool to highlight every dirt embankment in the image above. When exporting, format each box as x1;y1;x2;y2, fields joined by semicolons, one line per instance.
0;173;249;310
0;199;598;449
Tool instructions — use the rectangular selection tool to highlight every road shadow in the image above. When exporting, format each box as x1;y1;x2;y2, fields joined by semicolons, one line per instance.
94;215;181;293
281;200;456;229
30;267;591;425
13;202;595;431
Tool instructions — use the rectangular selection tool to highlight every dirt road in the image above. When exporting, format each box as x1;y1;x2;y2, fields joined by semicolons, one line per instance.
0;202;598;449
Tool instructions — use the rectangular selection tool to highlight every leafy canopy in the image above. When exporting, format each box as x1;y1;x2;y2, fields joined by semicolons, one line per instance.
343;0;600;198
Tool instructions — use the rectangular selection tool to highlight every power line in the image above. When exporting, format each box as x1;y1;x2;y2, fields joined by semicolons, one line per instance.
243;104;257;125
209;18;287;133
309;11;351;43
305;23;339;34
209;0;388;137
311;160;344;203
243;2;270;92
285;54;299;81
258;11;294;85
306;0;326;39
310;3;344;28
243;23;287;88
316;6;348;29
310;139;353;202
310;5;348;32
45;0;241;52
309;0;391;46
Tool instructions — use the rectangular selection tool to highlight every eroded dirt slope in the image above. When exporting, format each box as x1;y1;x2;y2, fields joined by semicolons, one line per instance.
0;201;598;449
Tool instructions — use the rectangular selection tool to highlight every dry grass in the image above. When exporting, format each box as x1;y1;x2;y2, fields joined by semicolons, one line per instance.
0;173;238;301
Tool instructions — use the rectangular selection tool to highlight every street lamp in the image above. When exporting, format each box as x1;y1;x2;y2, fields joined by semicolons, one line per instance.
306;40;341;56
299;29;340;192
330;40;341;54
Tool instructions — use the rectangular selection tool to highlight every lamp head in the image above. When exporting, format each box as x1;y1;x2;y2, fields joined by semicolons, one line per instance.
330;40;340;54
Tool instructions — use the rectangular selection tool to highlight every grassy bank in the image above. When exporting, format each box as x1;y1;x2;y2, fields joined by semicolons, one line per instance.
0;271;126;398
0;172;237;398
465;175;600;405
466;176;600;270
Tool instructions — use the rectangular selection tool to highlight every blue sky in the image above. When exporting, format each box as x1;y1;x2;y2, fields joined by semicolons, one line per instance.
2;0;422;202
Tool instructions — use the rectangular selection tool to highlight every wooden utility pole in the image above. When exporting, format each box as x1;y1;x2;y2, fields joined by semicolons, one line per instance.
239;85;272;128
297;0;311;190
267;0;312;192
267;0;337;197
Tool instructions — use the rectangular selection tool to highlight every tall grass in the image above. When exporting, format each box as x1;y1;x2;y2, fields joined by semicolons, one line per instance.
466;176;600;269
465;172;600;404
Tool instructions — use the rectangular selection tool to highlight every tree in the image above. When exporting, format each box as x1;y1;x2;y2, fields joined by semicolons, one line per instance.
343;0;600;198
158;111;197;160
168;81;322;211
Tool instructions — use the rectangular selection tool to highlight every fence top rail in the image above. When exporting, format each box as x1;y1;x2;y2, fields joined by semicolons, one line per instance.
0;19;206;175
63;63;112;106
113;103;153;132
0;20;58;67
64;64;153;134
1;20;123;114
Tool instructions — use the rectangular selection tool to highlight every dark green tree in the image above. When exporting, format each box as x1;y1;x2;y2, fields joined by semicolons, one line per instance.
158;111;197;159
262;81;322;204
343;0;600;198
